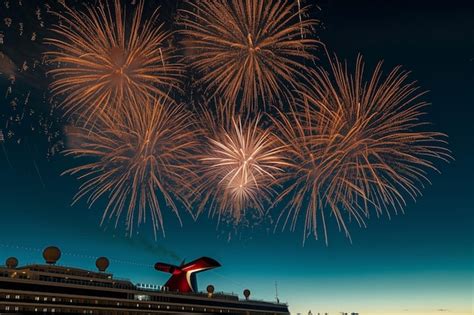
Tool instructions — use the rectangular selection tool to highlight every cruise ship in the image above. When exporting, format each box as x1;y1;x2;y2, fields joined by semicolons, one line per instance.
0;246;289;314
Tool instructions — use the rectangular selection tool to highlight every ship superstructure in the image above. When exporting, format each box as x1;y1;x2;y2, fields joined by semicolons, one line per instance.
0;247;289;314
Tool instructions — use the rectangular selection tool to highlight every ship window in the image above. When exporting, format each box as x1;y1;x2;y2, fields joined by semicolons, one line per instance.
51;309;55;313
52;298;56;302
35;296;40;301
14;307;19;311
5;307;10;311
15;295;20;299
134;294;150;301
44;297;48;301
5;294;10;299
43;308;48;312
34;308;38;312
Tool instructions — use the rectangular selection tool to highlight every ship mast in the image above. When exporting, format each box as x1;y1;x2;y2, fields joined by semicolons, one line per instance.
275;281;280;303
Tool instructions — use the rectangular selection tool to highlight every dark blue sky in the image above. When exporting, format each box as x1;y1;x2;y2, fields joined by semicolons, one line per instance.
0;1;472;314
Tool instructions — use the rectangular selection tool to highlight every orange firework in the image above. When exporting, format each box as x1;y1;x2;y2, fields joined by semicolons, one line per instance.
272;55;451;243
46;0;181;122
63;98;198;236
179;0;319;112
194;103;288;223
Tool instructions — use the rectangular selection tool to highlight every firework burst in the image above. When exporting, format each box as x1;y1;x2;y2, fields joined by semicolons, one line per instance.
179;0;319;112
46;0;181;122
63;98;198;236
194;103;288;223
272;55;451;243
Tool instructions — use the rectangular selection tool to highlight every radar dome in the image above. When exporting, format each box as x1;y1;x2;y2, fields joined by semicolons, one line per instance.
96;257;110;272
5;257;18;268
207;284;215;297
43;246;61;264
206;285;215;294
243;289;251;300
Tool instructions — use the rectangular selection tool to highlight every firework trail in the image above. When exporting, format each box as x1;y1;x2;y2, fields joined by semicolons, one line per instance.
271;55;451;243
193;102;288;224
46;0;181;123
63;97;199;237
179;0;319;112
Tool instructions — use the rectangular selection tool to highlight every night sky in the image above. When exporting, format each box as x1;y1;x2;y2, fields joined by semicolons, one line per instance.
0;1;472;315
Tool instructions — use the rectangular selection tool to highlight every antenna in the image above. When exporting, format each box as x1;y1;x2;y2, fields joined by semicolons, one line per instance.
275;281;279;303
